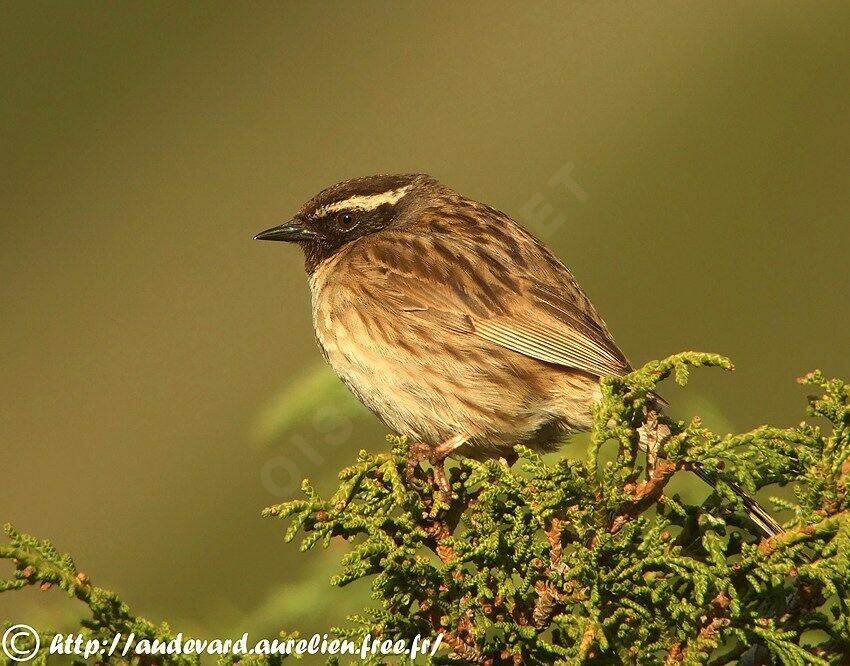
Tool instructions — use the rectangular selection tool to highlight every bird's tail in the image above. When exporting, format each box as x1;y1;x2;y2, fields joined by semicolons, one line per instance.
640;408;784;538
691;464;784;538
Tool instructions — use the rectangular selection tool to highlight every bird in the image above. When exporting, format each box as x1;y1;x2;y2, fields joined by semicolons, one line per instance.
255;173;782;537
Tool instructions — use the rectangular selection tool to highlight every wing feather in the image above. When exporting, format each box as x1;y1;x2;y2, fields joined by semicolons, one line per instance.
343;212;632;378
474;317;628;377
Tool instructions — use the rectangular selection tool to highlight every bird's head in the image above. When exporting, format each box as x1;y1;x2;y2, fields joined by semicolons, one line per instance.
255;173;438;272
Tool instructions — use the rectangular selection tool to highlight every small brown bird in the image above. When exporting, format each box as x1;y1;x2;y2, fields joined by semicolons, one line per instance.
256;173;781;536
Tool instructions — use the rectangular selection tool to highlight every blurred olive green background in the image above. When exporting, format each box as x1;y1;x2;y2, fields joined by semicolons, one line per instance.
2;0;849;645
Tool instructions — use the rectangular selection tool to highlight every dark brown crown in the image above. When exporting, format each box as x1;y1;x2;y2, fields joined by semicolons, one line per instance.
297;173;435;219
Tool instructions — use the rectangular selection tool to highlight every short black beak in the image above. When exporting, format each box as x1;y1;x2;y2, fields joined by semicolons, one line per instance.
254;219;315;242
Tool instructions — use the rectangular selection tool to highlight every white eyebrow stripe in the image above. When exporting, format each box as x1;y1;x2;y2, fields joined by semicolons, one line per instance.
311;185;412;218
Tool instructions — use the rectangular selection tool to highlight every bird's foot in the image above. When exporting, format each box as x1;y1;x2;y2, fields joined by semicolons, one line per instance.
405;442;432;485
405;435;467;502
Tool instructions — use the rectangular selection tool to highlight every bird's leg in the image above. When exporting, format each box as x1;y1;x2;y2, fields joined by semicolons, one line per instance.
433;434;468;459
406;435;467;501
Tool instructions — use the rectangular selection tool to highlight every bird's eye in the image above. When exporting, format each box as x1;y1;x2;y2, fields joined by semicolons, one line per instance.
336;211;359;230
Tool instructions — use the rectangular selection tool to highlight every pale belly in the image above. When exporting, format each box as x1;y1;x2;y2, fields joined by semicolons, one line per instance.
310;295;597;453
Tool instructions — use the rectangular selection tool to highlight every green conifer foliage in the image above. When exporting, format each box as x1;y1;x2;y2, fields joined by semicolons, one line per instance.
3;353;849;664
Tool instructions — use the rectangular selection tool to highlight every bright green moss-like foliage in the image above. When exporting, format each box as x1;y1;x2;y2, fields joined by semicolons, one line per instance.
3;353;850;664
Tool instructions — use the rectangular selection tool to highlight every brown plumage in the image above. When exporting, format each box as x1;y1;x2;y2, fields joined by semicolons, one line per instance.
256;173;782;536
